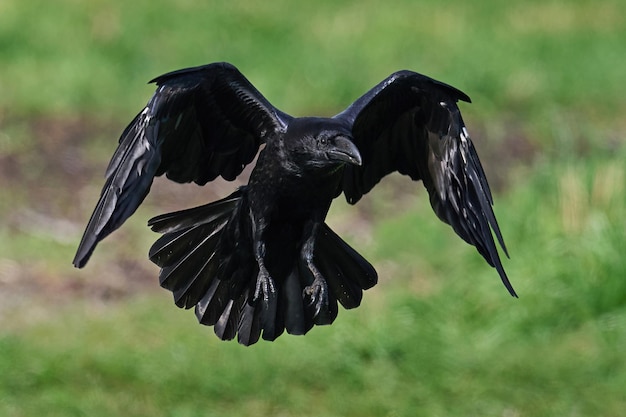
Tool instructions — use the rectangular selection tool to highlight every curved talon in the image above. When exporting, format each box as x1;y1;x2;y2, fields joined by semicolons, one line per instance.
254;267;276;303
303;278;329;316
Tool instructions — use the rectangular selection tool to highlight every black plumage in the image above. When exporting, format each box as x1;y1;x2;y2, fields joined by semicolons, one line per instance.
73;62;515;345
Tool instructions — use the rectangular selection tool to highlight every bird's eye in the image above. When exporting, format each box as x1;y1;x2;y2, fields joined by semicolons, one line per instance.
320;137;328;145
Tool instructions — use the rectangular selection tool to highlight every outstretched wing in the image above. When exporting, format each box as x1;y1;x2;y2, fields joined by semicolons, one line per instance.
334;71;516;297
73;62;291;268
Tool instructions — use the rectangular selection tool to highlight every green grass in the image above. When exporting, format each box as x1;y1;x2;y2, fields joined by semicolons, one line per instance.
2;0;625;126
1;0;626;415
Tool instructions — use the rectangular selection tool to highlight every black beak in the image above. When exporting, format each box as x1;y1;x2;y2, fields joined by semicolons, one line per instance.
327;136;362;166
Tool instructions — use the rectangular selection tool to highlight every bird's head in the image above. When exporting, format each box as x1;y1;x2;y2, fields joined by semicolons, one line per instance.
283;117;362;171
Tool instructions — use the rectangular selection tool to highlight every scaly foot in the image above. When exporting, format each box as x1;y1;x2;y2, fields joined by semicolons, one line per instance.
253;266;276;304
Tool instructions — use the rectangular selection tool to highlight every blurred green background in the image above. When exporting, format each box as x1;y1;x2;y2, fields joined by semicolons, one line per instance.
1;0;625;415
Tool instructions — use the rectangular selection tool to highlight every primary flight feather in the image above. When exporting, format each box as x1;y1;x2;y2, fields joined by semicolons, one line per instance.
74;62;515;345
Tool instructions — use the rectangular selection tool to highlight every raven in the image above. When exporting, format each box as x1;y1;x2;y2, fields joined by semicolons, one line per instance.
73;62;515;345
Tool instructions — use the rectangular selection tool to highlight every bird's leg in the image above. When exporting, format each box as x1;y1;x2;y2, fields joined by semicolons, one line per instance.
301;221;330;318
249;213;276;304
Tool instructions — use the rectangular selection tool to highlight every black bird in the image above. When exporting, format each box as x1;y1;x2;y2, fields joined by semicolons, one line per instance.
73;62;515;345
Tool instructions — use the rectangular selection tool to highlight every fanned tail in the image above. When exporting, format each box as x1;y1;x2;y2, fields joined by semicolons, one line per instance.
149;195;378;345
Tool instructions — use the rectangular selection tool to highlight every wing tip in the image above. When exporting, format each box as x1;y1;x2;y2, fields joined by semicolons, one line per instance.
506;282;519;298
72;243;95;269
494;259;517;298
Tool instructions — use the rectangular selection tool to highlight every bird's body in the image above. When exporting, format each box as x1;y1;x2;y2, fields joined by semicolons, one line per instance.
74;62;515;345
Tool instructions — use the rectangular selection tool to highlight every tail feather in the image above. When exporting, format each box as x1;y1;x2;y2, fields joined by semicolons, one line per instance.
258;285;283;342
148;190;241;234
214;299;238;340
282;268;312;335
233;292;262;346
195;277;232;326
